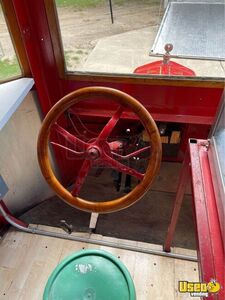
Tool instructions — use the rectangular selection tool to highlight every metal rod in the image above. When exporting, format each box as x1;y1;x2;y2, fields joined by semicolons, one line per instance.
164;149;190;252
0;204;197;262
109;0;114;24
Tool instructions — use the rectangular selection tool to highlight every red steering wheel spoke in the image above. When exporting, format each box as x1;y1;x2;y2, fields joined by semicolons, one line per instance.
96;106;124;142
50;141;85;157
111;145;151;160
71;159;93;196
52;123;89;151
102;153;144;181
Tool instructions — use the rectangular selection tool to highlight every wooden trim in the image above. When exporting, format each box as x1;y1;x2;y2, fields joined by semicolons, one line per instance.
1;0;31;78
0;74;22;84
64;72;225;88
44;0;66;78
45;0;225;89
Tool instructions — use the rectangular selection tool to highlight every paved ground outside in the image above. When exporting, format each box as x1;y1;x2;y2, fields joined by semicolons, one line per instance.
1;1;224;79
56;0;163;70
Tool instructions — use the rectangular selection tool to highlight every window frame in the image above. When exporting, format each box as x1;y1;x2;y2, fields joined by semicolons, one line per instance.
45;0;224;88
0;0;30;83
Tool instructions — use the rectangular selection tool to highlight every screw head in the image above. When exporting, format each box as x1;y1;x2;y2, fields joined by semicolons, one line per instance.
87;147;100;160
164;43;173;53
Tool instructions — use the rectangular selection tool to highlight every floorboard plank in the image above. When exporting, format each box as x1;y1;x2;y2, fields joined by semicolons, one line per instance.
0;227;199;300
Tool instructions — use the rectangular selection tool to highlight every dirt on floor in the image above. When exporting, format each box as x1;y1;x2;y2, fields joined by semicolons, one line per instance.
56;0;163;70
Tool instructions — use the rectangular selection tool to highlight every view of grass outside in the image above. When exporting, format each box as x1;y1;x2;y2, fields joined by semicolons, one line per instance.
55;0;127;8
0;4;21;82
55;0;104;8
0;58;21;81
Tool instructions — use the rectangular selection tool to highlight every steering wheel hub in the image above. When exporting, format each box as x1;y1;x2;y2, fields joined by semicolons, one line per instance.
87;146;101;160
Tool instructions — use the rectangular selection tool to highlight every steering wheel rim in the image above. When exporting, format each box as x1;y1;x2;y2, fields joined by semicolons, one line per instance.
37;87;162;213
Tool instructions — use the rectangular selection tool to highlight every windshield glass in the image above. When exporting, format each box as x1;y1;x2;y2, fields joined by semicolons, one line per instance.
54;0;225;79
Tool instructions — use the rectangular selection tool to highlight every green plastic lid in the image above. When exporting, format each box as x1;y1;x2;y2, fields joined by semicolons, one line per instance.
43;249;136;300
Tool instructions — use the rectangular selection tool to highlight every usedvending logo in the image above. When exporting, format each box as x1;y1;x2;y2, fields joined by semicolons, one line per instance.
179;279;221;297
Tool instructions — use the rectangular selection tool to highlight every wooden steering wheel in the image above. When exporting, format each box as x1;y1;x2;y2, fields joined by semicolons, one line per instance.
37;87;162;213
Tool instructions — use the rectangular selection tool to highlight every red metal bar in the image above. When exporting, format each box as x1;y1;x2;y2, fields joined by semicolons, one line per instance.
190;140;224;300
71;159;93;195
52;123;89;151
0;200;28;228
96;106;124;141
163;149;190;252
0;200;10;228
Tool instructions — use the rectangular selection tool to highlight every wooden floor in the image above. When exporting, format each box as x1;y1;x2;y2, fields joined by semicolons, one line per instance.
0;225;200;300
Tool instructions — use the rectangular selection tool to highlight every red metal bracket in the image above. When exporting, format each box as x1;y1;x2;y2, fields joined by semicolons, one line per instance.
164;149;190;252
0;200;28;229
189;139;224;299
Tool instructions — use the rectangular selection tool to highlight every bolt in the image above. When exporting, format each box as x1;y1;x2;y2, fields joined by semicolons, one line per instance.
164;43;173;53
200;140;210;151
87;147;100;160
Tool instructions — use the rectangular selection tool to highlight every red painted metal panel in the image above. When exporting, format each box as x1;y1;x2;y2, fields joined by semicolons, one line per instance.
63;80;223;122
70;107;214;125
208;146;225;244
190;140;224;300
199;147;224;292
